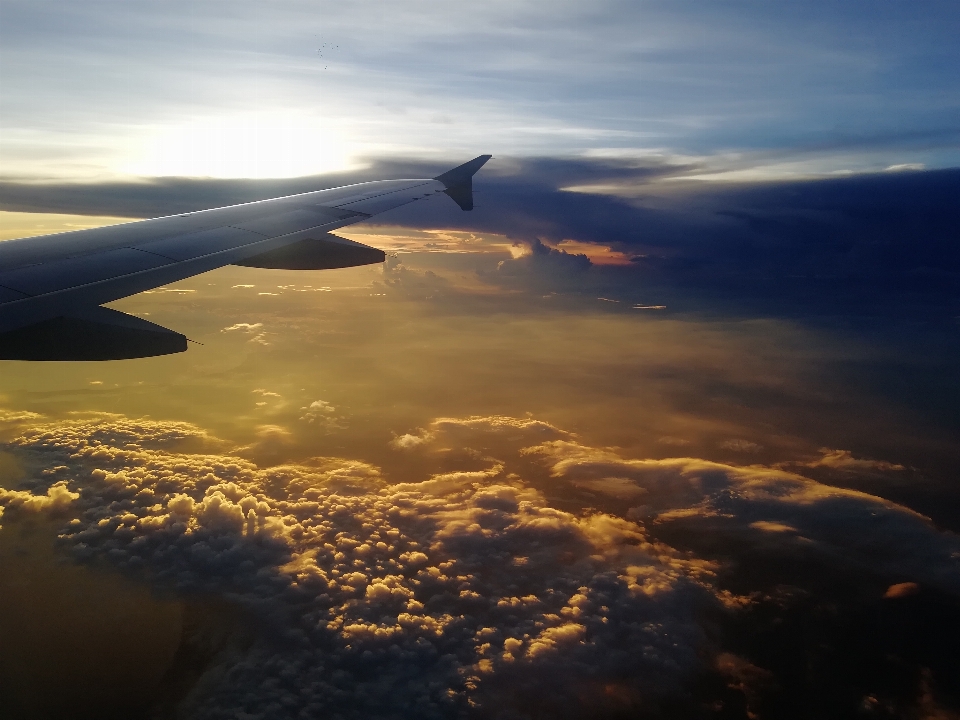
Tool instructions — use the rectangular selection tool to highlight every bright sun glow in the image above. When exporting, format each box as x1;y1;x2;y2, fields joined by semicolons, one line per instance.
122;113;356;178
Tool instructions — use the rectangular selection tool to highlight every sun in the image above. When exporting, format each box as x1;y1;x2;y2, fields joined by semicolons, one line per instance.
122;112;356;179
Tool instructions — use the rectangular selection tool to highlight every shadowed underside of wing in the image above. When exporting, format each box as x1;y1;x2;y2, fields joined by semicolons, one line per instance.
0;155;491;360
0;307;187;361
234;233;386;270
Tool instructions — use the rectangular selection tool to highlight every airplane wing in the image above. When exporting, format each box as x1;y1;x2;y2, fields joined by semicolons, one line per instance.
0;155;491;360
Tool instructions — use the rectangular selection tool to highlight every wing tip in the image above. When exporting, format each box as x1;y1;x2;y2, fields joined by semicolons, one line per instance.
433;155;492;189
434;155;492;212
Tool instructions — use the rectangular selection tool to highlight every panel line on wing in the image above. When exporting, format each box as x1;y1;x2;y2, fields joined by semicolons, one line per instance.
132;226;267;262
328;180;434;209
131;247;182;262
0;247;176;297
0;284;32;303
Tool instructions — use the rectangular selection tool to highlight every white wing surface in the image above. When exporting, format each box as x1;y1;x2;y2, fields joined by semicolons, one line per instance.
0;155;490;360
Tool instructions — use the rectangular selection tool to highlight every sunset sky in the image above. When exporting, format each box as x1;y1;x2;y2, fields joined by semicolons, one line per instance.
1;2;959;718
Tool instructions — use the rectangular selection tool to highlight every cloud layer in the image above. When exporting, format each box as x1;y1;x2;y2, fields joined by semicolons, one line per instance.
3;411;959;716
3;415;717;718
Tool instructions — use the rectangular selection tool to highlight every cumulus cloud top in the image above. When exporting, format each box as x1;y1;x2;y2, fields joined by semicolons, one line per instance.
525;440;960;592
0;408;44;424
298;400;346;431
0;481;78;526
3;415;717;719
392;415;571;454
4;413;958;716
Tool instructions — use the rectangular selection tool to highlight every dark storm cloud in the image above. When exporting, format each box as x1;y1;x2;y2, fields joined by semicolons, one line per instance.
4;156;958;319
397;160;960;329
483;239;594;293
401;161;960;302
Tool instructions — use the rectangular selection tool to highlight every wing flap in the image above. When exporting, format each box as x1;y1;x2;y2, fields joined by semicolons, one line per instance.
0;306;187;361
234;234;385;270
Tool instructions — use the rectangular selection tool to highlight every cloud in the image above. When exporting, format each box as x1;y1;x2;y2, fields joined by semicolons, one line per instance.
142;286;195;295
251;388;284;410
390;416;572;466
10;415;226;456
221;322;263;333
299;399;334;420
0;481;78;526
0;408;45;440
426;415;571;445
233;424;296;465
0;409;44;424
298;400;346;432
884;581;920;599
251;389;281;398
389;418;959;600
482;238;596;293
390;433;427;451
221;322;270;346
378;254;457;300
657;436;691;447
4;412;959;716
3;414;722;718
774;448;925;506
524;440;960;592
390;464;505;497
718;439;763;453
803;448;905;474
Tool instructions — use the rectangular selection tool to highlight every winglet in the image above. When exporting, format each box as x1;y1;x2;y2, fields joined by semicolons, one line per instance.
434;155;492;211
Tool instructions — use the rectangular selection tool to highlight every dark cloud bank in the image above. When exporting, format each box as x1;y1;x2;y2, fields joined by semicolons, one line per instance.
1;412;959;718
3;157;958;319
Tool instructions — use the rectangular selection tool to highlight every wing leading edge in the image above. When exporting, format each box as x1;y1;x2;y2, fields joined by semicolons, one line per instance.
0;155;491;360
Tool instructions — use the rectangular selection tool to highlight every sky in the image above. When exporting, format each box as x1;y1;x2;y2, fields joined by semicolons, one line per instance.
2;0;959;179
1;2;959;719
